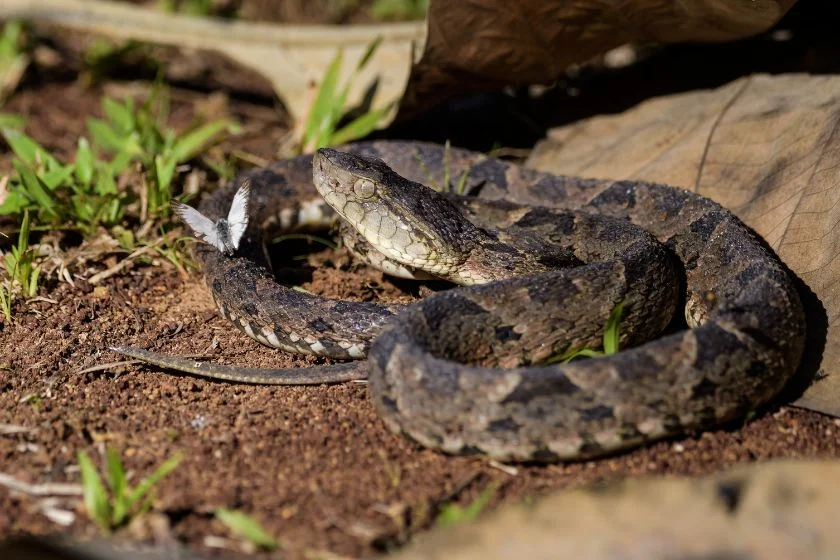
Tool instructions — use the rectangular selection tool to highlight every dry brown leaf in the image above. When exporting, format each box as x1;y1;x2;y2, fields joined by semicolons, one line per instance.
7;0;800;128
398;0;798;119
529;73;839;416
2;0;425;126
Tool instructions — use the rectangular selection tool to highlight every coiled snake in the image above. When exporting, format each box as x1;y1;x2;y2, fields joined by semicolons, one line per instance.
112;141;806;462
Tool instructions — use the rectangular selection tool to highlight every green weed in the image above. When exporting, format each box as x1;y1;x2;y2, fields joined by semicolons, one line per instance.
77;446;183;532
86;87;236;218
0;20;29;103
3;209;41;297
0;209;42;321
0;113;24;128
0;89;236;231
0;128;127;232
435;483;497;528
415;140;470;194
0;284;10;323
545;301;625;364
216;508;280;550
300;36;393;153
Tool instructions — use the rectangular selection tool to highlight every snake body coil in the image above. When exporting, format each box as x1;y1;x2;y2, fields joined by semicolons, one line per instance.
114;141;806;462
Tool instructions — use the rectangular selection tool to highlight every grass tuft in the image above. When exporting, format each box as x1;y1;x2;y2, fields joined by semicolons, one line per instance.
0;20;30;104
77;446;183;532
0;209;41;322
414;140;471;194
545;301;626;364
435;482;498;528
299;36;393;153
1;86;237;233
216;508;281;550
0;85;237;318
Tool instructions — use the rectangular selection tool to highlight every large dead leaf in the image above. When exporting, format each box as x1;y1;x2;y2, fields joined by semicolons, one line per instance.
397;0;799;119
2;0;426;128
528;73;838;416
5;0;801;129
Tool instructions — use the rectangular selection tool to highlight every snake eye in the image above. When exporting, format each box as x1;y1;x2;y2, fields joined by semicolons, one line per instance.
353;179;376;199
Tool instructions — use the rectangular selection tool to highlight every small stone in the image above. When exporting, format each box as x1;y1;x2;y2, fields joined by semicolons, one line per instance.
92;286;110;299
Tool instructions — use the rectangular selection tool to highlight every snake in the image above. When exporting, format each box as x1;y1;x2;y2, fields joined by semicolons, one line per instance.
111;141;806;462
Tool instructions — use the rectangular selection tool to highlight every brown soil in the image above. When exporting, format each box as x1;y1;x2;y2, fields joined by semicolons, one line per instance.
2;51;840;560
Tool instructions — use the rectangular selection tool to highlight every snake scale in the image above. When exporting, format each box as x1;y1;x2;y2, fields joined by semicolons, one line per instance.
112;141;806;462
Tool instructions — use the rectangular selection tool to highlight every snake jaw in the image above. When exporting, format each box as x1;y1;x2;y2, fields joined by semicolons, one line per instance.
314;148;478;280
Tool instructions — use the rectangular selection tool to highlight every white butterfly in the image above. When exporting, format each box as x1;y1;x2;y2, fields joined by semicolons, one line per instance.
171;180;251;256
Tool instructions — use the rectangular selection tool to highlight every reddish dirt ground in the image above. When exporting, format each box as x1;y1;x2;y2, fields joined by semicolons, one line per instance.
1;56;840;560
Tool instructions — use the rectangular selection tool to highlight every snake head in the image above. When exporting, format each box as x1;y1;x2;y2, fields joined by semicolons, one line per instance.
313;148;481;278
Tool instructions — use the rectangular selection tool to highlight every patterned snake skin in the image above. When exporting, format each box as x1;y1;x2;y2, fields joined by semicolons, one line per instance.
112;141;806;462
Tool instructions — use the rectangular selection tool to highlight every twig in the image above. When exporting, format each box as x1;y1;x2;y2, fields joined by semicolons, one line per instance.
88;243;159;285
0;423;37;435
0;473;82;496
487;460;519;476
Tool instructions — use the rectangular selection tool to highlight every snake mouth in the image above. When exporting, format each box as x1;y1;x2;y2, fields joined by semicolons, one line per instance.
313;148;480;279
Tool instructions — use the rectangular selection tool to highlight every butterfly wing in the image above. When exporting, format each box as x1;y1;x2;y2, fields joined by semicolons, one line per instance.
171;201;224;252
226;180;251;249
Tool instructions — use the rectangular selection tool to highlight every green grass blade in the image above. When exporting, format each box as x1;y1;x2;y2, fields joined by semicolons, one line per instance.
105;447;127;497
77;450;112;531
169;120;230;164
0;285;11;322
2;128;59;169
303;49;344;149
87;118;140;155
124;453;183;510
436;484;497;528
331;84;353;135
75;137;95;187
94;170;118;196
542;347;603;365
454;169;470;195
216;509;280;550
40;164;74;191
25;264;39;297
462;483;496;521
17;209;30;253
0;20;23;58
105;447;128;525
86;118;122;152
154;154;176;192
13;161;57;217
103;98;135;134
355;35;383;72
603;301;625;355
71;196;93;225
3;252;16;278
0;189;28;215
328;36;383;127
329;103;393;146
107;150;134;175
0;113;25;129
